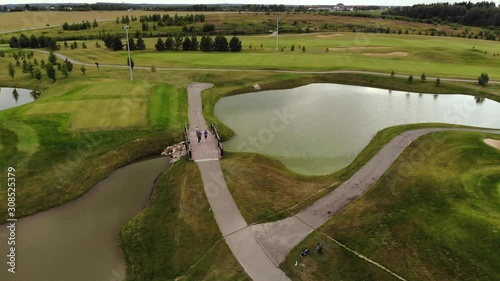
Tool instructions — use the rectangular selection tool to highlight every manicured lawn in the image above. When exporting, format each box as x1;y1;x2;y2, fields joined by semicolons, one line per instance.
282;131;500;281
51;32;500;79
25;97;148;130
148;84;187;129
120;159;249;281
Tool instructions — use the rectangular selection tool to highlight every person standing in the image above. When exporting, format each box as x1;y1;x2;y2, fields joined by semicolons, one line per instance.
195;127;202;144
204;129;208;141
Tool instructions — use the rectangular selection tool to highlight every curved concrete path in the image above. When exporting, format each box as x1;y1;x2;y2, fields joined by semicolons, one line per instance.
29;49;500;84
187;83;290;281
251;128;500;266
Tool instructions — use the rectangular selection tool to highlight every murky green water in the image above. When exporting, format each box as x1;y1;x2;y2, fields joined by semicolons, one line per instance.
0;157;169;281
0;87;36;111
215;83;500;175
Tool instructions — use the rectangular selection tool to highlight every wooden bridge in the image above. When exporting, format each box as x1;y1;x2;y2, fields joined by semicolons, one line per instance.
184;122;224;161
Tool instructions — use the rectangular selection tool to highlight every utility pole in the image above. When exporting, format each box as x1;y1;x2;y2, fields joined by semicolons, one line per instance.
276;16;279;50
124;25;133;82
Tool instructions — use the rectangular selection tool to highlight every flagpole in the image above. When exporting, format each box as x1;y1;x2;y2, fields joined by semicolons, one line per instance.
276;16;279;50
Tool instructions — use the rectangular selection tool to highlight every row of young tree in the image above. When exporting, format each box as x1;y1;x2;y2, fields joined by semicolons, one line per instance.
9;34;58;50
390;70;489;87
383;1;500;27
154;35;242;52
6;51;86;83
62;19;98;31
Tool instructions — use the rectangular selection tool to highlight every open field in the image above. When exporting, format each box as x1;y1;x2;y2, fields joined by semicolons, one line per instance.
1;11;485;36
120;159;249;280
282;131;500;281
0;10;197;32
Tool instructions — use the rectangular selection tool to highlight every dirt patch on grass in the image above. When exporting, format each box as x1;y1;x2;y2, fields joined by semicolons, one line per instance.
328;46;390;51
316;34;344;38
484;138;500;149
363;52;408;57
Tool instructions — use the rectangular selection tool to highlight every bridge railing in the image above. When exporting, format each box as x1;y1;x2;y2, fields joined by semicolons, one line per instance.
210;122;224;158
184;124;192;160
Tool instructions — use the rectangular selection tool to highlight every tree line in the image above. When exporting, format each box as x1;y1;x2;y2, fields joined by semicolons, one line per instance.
3;3;301;12
62;19;98;31
101;33;146;51
155;35;242;52
139;13;205;25
383;1;500;27
9;34;58;50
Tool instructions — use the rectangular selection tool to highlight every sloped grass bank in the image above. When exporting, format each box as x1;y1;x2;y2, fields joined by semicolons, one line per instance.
120;160;249;281
282;131;500;281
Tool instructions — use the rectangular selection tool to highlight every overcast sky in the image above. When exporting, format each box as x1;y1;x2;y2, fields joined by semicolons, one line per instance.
0;0;497;7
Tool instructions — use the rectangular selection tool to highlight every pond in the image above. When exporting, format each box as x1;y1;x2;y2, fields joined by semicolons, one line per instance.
215;83;500;175
0;87;39;111
0;156;170;281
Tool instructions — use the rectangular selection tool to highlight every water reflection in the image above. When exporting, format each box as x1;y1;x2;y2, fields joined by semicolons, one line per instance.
30;89;41;100
475;96;485;104
12;88;19;102
0;87;37;111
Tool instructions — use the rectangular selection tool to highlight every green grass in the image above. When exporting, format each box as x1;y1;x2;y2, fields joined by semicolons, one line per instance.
0;47;497;225
148;84;187;129
120;159;249;281
25;97;148;130
282;131;500;281
47;32;500;80
221;153;335;224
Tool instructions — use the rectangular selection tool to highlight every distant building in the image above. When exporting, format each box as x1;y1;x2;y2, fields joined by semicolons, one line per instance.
308;4;349;12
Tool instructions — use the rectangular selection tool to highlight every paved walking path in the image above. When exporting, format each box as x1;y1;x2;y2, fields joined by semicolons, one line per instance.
187;83;290;281
187;83;220;161
251;128;500;266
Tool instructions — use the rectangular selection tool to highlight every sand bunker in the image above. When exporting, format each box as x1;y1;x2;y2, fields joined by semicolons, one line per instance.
316;34;344;38
363;52;408;57
328;46;390;51
484;138;500;149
